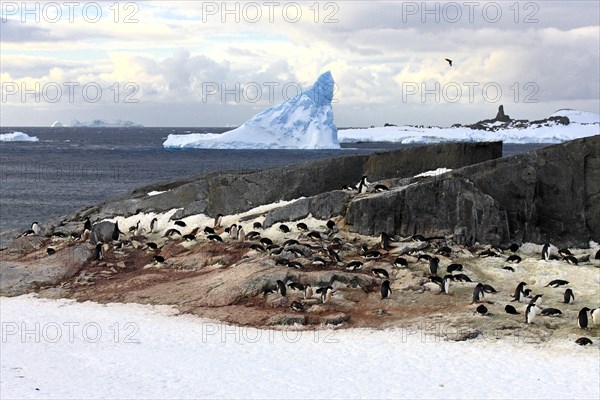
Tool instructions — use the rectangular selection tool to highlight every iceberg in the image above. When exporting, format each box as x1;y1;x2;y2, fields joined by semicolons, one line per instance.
51;120;64;128
0;132;39;142
69;119;143;128
164;71;340;150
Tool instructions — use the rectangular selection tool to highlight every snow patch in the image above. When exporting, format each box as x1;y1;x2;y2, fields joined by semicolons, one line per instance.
147;190;167;197
414;167;453;178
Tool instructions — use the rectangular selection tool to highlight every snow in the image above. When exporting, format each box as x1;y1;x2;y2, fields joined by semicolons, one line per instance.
146;190;167;197
338;115;599;145
0;132;39;142
551;109;600;124
50;121;63;128
1;295;599;400
414;168;453;178
164;72;339;149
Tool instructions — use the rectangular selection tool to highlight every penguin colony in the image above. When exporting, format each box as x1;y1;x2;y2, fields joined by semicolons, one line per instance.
20;174;600;345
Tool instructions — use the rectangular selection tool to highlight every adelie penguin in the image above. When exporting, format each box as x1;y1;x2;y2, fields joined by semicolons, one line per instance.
46;247;56;256
276;280;287;297
525;304;539;324
304;284;313;300
371;268;389;279
441;275;452;294
296;222;309;232
428;257;439;276
471;283;485;304
321;287;333;304
149;217;158;233
394;257;408;268
575;337;593;346
356;175;370;194
506;255;522;263
529;294;543;306
476;304;488;316
563;288;575;304
380;280;392;300
577;307;591;329
214;214;223;229
362;244;381;259
207;234;223;243
541;243;551;261
345;261;363;271
546;279;569;288
290;301;304;312
511;282;527;302
446;263;463;273
279;224;290;233
505;304;519;315
253;221;262;230
591;308;600;326
540;308;562;317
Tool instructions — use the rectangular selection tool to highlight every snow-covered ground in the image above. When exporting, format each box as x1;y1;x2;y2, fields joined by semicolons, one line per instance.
0;132;39;142
338;109;599;144
1;295;598;400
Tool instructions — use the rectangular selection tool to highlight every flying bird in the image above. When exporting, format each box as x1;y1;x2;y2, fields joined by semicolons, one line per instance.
445;58;453;67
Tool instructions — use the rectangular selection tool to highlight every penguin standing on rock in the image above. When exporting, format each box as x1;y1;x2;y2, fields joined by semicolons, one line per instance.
512;282;527;302
471;283;485;304
276;280;287;297
380;280;392;299
525;304;539;324
429;257;439;276
529;294;543;306
541;243;551;261
578;307;591;329
322;287;333;304
304;284;313;300
441;275;452;294
563;288;575;304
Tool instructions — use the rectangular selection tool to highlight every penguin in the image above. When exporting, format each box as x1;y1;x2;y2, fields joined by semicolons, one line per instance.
505;304;519;315
356;175;370;193
525;304;538;324
322;287;333;304
429;275;444;286
394;257;408;268
307;231;322;241
312;257;327;267
563;288;575;304
287;261;303;269
31;222;41;235
540;308;562;316
93;243;103;261
479;249;499;258
237;226;245;243
250;244;266;252
595;249;600;260
529;294;543;306
372;268;389;279
228;224;238;239
512;282;527;302
276;280;287;297
558;248;572;257
328;247;342;264
128;220;140;234
253;221;262;230
214;214;223;229
279;224;290;233
380;232;394;250
373;184;389;192
509;243;520;252
304;284;313;299
153;255;165;264
150;218;158;233
442;274;452;294
183;234;196;241
591;308;600;326
287;282;304;291
541;243;550;261
46;247;56;256
296;222;309;232
429;257;439;276
575;337;593;346
446;263;463;273
506;255;522;263
345;261;363;271
290;301;304;312
577;307;590;329
164;228;181;237
204;226;216;235
146;242;158;251
173;220;186;227
482;284;497;294
207;234;223;243
452;273;472;283
260;237;273;247
476;304;488;316
244;231;260;240
564;255;578;265
83;218;92;232
472;283;485;304
417;254;432;262
502;266;515;272
362;245;381;259
380;280;392;299
275;258;289;266
282;239;299;247
546;279;569;288
331;237;343;246
326;220;337;233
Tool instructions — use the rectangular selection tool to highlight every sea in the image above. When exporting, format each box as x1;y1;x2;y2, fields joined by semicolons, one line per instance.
0;127;547;234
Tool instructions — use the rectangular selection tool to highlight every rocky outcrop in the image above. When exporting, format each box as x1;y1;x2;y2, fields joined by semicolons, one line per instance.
347;177;509;244
0;245;91;296
346;135;599;247
46;141;501;227
462;105;570;131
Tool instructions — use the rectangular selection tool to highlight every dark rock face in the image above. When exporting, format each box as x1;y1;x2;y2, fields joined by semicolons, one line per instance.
346;135;600;247
64;141;501;224
263;191;352;228
495;105;511;122
347;177;509;245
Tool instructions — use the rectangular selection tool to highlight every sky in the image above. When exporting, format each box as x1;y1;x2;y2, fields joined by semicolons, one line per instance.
1;0;599;127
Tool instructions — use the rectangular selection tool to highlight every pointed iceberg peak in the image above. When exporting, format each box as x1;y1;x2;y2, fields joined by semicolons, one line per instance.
304;71;335;106
164;71;340;149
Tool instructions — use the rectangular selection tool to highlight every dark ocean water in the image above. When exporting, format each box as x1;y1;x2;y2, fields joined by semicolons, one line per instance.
0;127;547;234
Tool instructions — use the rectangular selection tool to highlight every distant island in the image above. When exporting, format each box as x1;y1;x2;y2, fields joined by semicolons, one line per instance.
51;119;143;128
